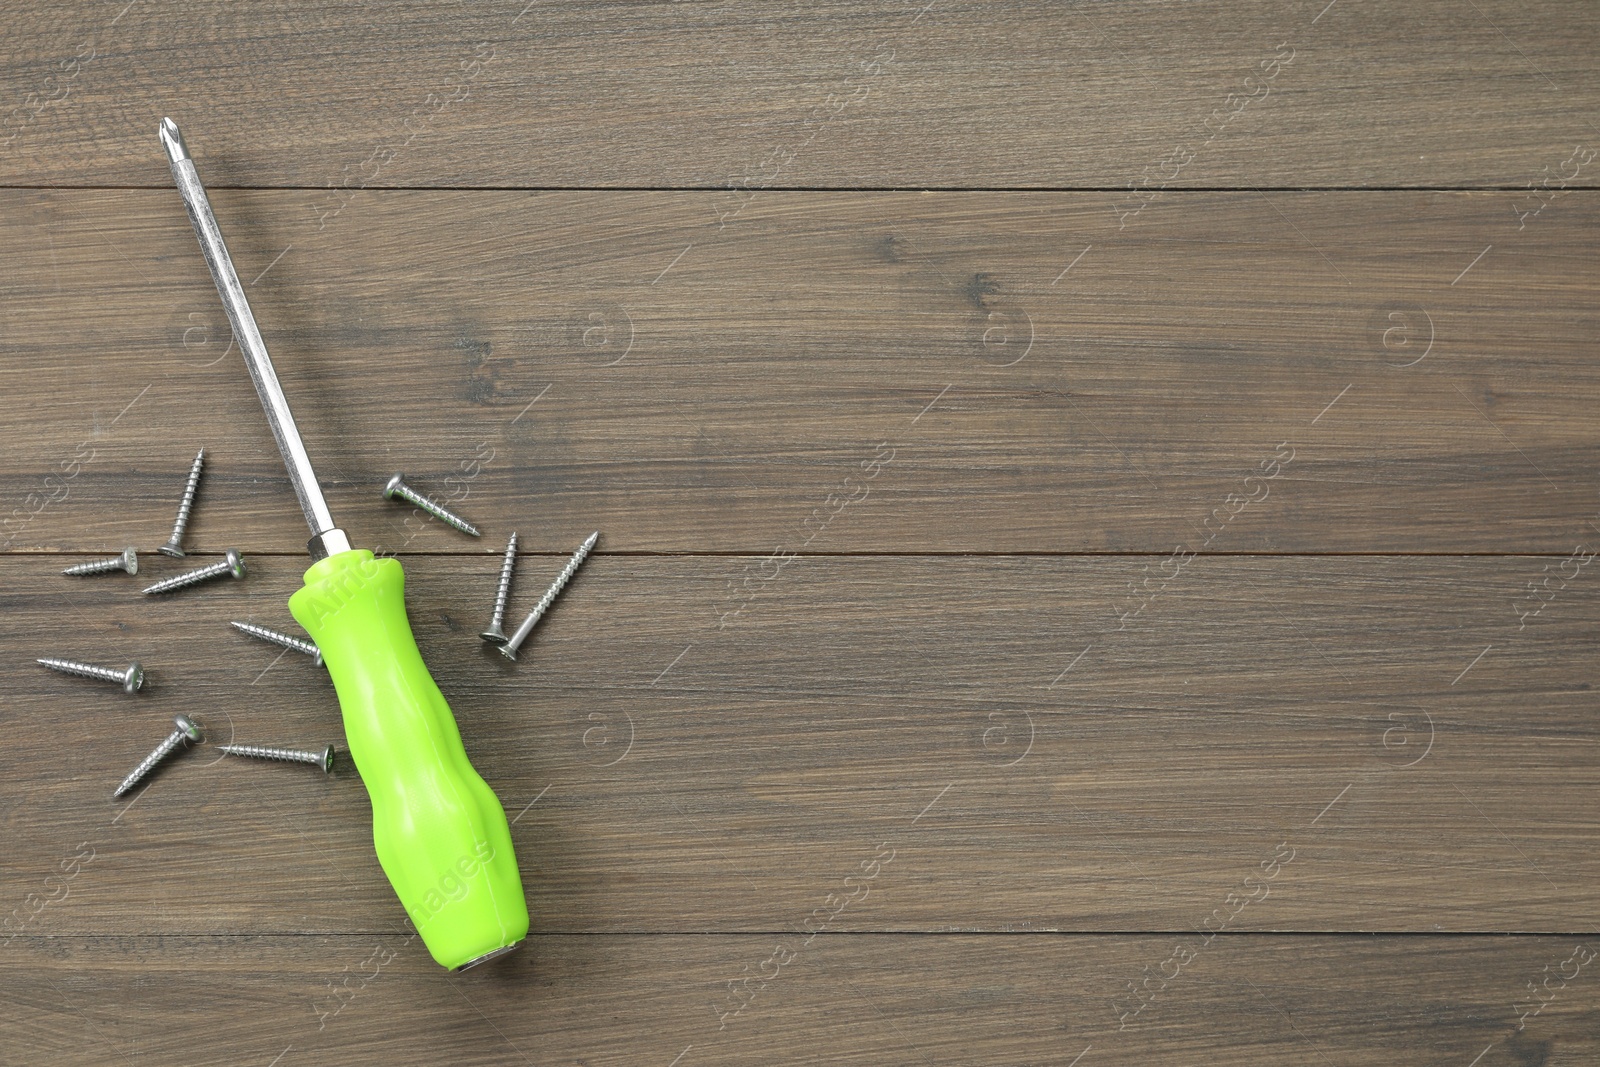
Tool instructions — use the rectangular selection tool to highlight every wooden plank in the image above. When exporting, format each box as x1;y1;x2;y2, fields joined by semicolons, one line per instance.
8;6;1596;1065
3;2;1599;189
3;553;1595;934
3;189;1599;554
3;933;1594;1065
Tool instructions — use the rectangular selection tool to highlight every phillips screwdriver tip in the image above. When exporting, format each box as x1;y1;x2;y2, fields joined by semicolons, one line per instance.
158;117;189;164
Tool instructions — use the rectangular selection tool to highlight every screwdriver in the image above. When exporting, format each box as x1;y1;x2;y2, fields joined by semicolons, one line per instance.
159;118;528;971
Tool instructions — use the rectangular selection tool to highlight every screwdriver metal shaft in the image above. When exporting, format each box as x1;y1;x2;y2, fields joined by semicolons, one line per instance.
160;118;349;561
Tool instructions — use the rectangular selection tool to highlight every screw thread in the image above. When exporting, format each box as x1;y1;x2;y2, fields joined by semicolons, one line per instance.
487;532;519;629
38;657;120;683
392;479;481;537
502;531;598;657
63;550;134;576
531;530;598;623
166;448;205;546
231;621;320;661
142;557;231;595
220;743;324;766
115;729;188;798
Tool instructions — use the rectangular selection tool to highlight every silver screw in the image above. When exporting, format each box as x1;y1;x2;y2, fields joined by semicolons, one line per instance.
231;621;323;667
502;531;598;661
480;531;519;644
142;548;246;595
219;742;336;774
383;473;481;537
62;547;139;577
114;715;203;797
158;448;206;557
38;656;144;694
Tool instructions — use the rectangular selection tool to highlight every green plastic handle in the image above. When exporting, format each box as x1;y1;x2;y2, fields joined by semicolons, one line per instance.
289;550;528;969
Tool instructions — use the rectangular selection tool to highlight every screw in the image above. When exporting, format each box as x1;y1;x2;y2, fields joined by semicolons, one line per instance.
142;548;246;595
480;531;519;644
158;448;206;557
38;656;144;694
219;742;336;774
383;473;481;537
62;547;139;577
114;715;203;797
501;531;598;661
230;621;323;667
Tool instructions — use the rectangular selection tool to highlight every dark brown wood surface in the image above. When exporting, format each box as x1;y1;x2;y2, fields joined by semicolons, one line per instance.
3;554;1598;935
4;188;1600;554
3;3;1598;1066
9;935;1596;1065
3;1;1600;188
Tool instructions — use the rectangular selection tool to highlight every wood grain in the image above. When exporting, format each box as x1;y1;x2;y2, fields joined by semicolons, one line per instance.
7;934;1595;1066
3;553;1595;934
6;4;1599;1064
3;189;1598;554
3;2;1599;189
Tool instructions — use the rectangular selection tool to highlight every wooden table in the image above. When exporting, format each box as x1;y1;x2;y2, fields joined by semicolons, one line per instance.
3;2;1598;1064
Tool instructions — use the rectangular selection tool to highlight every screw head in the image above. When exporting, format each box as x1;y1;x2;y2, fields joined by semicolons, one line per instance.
123;662;145;694
320;745;337;773
174;715;202;742
224;549;247;579
498;643;519;662
156;542;185;558
383;473;407;500
480;626;508;645
120;547;140;575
